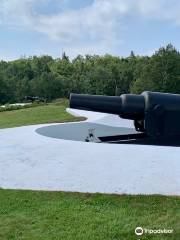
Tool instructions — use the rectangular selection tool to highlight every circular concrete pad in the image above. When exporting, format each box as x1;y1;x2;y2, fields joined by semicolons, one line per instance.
36;122;136;142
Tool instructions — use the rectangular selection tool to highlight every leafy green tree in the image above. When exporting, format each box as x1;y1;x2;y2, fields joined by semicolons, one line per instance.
131;44;180;94
0;44;179;104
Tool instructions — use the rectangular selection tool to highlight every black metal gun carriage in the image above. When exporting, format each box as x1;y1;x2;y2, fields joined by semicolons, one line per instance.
70;91;180;146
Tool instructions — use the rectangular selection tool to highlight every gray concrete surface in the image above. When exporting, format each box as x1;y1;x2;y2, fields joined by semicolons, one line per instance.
0;109;179;195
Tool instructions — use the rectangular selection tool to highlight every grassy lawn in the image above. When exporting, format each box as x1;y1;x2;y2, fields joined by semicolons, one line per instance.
0;190;179;240
0;100;83;129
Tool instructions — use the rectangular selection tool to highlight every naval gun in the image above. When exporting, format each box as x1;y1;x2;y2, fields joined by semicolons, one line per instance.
70;91;180;145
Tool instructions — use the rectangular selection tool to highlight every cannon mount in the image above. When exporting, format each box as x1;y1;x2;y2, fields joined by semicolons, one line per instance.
70;91;180;146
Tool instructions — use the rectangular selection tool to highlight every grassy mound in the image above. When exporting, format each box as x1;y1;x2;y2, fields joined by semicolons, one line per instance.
0;99;84;129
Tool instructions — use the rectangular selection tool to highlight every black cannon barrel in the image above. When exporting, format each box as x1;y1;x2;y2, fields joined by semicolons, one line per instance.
70;91;180;138
70;93;145;120
70;93;122;115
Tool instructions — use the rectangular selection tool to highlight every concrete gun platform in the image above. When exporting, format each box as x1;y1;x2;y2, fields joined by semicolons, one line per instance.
0;109;179;195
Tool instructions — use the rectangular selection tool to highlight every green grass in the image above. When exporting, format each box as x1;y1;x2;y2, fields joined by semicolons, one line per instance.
0;100;84;129
0;190;179;240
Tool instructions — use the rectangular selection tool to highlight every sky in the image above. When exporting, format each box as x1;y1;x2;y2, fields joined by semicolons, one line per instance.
0;0;180;60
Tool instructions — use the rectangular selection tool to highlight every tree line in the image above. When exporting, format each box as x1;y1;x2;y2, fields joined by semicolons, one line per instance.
0;44;180;104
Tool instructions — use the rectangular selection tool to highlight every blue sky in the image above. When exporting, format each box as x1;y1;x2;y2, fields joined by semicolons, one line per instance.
0;0;180;60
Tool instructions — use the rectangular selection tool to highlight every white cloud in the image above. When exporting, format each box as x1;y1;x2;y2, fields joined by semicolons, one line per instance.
33;0;127;42
0;0;36;26
0;0;180;57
